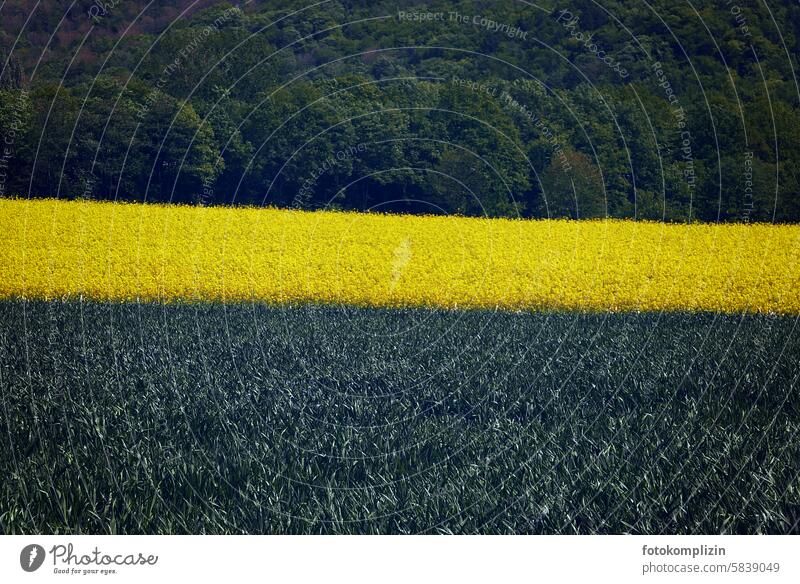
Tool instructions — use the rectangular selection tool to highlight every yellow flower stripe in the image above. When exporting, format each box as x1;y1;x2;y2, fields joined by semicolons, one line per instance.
2;198;799;313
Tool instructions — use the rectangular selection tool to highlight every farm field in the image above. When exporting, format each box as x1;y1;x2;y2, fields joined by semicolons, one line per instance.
3;0;800;566
0;300;798;534
2;198;800;313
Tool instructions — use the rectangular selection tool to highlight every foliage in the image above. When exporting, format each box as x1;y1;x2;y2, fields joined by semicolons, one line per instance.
1;0;799;220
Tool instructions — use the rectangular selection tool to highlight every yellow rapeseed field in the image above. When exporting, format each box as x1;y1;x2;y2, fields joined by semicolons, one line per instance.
1;198;799;313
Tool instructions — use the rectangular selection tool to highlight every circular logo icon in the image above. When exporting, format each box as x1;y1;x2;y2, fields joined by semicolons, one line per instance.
20;544;46;572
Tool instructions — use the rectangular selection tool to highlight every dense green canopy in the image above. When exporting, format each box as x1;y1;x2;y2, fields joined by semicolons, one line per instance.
1;0;799;221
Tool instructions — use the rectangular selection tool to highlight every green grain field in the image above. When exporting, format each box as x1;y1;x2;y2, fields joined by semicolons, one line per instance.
1;301;798;534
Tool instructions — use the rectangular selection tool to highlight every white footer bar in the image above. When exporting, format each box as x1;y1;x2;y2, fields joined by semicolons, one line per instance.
1;535;796;583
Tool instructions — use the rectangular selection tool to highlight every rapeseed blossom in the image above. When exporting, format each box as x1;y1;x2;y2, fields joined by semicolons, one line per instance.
1;198;798;313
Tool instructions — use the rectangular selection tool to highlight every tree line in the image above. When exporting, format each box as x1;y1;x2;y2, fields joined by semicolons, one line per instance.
1;0;799;221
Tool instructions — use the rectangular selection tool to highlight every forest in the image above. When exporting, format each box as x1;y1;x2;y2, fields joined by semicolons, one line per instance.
1;0;799;221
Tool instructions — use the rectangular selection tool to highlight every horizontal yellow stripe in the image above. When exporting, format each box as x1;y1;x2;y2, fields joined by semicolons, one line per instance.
2;198;799;313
